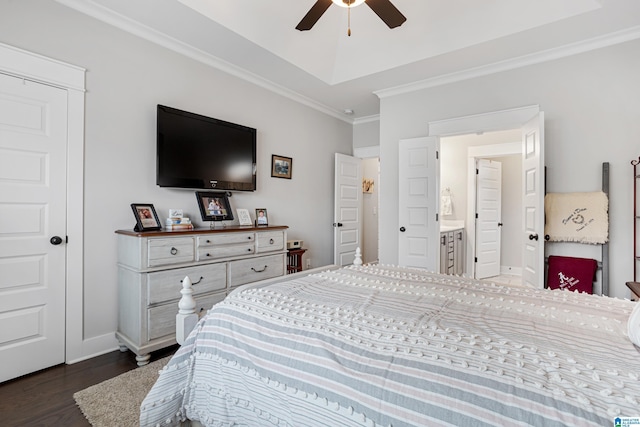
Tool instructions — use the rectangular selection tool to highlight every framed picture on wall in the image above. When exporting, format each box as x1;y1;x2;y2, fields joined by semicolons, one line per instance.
363;178;374;193
131;203;161;231
271;155;292;179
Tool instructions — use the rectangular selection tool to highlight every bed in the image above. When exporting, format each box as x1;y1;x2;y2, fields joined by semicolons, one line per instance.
140;263;640;426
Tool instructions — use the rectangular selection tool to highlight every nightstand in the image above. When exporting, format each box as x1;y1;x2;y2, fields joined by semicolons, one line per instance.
287;248;307;274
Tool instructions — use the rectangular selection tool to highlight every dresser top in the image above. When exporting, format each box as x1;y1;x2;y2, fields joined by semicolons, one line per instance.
115;224;288;238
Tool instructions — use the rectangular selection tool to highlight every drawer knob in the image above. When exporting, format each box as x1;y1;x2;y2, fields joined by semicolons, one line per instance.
206;253;211;257
269;238;274;244
251;265;268;273
206;239;211;243
247;248;252;252
170;247;178;255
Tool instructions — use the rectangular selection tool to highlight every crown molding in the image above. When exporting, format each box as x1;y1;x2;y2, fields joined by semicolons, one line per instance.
54;0;352;123
375;25;640;99
353;114;380;125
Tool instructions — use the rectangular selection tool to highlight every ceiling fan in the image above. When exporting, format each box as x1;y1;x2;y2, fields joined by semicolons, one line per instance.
296;0;406;35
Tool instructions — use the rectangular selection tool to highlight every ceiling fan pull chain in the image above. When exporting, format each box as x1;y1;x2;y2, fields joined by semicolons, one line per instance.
347;2;352;36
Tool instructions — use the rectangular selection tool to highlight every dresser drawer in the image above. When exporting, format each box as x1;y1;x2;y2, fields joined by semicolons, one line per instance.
256;231;285;253
147;263;227;305
148;237;194;267
148;291;226;341
228;254;285;288
197;243;254;261
197;233;254;247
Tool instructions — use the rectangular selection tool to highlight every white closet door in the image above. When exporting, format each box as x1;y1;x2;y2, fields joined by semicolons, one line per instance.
334;153;362;265
398;137;439;270
0;73;68;382
475;159;502;279
521;113;545;289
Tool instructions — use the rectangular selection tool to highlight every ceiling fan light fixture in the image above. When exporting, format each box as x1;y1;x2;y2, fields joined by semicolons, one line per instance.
331;0;366;8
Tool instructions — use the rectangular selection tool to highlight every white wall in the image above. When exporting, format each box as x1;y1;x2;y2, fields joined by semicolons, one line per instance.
353;120;380;149
0;0;352;358
378;39;640;299
361;158;379;263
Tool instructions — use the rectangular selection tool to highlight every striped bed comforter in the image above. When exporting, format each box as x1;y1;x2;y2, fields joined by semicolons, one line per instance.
140;265;640;426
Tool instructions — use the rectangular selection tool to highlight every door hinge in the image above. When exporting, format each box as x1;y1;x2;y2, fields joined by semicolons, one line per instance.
436;213;439;222
436;150;439;160
66;236;69;243
474;257;478;263
476;168;479;175
475;213;478;219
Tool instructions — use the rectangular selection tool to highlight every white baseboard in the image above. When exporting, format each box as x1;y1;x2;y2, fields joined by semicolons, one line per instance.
66;332;121;364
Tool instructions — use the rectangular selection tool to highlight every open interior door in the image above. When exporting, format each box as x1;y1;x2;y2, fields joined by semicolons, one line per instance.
475;159;502;279
398;137;439;270
334;153;362;265
521;113;545;288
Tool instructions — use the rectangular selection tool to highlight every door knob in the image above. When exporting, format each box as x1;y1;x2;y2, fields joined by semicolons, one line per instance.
399;227;406;232
528;233;539;241
498;222;503;227
333;223;343;227
50;236;63;245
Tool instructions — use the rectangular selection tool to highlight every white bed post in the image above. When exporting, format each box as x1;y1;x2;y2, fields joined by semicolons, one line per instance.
176;276;198;345
353;247;363;266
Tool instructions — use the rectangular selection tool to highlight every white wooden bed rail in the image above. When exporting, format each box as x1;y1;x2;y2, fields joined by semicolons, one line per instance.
176;249;363;345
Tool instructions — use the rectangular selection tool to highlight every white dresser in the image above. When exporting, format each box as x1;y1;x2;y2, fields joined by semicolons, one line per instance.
115;225;288;365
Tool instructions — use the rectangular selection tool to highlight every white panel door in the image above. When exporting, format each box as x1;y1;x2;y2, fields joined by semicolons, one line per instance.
398;137;439;270
0;73;68;382
475;159;502;279
522;113;545;288
334;153;362;265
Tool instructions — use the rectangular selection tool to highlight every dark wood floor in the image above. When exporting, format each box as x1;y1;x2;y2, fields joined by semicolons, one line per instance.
0;346;177;426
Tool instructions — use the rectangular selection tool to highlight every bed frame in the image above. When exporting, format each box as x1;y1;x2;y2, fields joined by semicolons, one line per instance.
139;246;637;427
175;249;361;345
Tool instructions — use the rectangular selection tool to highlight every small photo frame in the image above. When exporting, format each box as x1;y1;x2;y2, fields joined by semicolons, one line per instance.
255;208;268;226
131;203;161;231
195;192;234;222
236;208;252;226
271;155;292;179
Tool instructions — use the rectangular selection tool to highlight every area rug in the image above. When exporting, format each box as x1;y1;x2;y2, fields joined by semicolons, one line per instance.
74;355;172;426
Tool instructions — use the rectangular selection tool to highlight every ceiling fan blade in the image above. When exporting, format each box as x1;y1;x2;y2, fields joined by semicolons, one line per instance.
365;0;406;28
296;0;333;31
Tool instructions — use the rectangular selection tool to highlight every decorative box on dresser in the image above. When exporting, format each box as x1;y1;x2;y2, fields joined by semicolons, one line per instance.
115;225;288;365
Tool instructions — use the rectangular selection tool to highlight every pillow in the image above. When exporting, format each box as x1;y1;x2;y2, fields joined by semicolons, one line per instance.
628;302;640;347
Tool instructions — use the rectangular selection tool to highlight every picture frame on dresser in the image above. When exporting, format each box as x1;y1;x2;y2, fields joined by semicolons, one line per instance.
131;203;161;231
236;208;252;226
195;192;234;222
255;208;268;226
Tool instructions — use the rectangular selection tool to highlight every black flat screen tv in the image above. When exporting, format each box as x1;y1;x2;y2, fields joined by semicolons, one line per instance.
156;105;257;191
